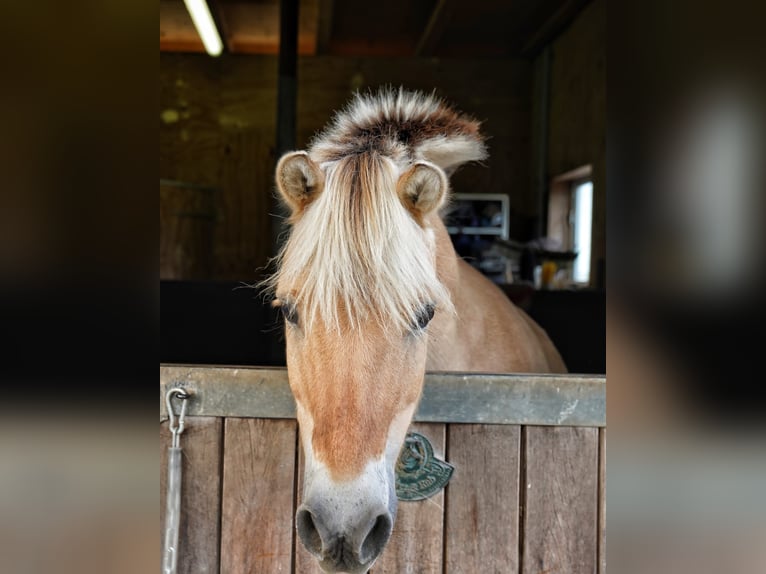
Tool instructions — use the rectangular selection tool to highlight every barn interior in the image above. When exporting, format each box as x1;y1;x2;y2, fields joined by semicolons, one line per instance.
159;0;606;373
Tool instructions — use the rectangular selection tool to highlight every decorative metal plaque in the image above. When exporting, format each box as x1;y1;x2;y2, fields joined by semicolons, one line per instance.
395;432;454;501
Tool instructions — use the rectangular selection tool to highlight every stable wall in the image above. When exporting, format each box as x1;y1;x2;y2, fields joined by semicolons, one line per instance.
544;0;606;286
160;54;535;281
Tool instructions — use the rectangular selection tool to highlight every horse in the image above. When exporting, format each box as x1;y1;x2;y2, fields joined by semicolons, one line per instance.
267;88;566;573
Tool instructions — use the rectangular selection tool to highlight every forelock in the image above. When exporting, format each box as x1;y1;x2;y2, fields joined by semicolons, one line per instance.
268;152;452;333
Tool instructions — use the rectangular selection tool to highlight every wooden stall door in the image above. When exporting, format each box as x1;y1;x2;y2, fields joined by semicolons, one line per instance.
160;368;605;574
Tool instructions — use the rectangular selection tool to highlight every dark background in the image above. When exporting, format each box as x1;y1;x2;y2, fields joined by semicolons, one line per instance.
159;0;606;374
160;280;606;373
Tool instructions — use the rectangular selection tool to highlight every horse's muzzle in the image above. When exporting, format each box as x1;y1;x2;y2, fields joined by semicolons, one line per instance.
296;503;393;573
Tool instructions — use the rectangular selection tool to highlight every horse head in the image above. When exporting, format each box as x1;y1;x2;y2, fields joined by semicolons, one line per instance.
268;89;486;572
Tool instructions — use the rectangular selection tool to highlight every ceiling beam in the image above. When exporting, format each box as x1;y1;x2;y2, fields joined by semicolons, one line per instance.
414;0;454;57
521;0;592;58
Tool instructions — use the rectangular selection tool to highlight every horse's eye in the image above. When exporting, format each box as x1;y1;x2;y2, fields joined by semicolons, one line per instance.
414;303;435;331
281;303;299;326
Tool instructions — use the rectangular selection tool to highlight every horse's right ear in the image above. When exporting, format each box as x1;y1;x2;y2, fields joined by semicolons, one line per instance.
275;151;324;214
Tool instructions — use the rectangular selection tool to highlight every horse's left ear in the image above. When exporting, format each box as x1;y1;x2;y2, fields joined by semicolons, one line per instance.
275;151;325;214
397;162;448;221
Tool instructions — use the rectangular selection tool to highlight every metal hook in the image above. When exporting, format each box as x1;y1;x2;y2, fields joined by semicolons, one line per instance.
165;388;191;448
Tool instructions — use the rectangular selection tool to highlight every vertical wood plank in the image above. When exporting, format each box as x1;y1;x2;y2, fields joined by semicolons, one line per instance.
160;416;223;574
374;423;446;574
445;424;521;574
523;426;598;574
215;129;276;280
294;444;324;574
597;428;606;574
220;418;297;574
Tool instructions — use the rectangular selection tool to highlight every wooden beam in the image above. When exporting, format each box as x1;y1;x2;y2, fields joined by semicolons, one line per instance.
160;365;607;427
521;0;592;57
316;0;334;54
159;1;204;52
414;0;454;57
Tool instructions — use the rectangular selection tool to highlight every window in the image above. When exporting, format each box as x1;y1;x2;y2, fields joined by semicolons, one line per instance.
547;165;593;286
571;180;593;284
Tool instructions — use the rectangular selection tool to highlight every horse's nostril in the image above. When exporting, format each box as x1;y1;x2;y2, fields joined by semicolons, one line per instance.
297;503;392;570
359;513;393;564
296;508;323;556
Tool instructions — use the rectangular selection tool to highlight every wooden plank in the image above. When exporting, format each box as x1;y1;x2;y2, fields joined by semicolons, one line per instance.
159;54;222;189
294;444;325;574
316;0;335;54
160;181;216;280
445;424;521;573
215;0;318;55
160;1;205;53
215;129;275;281
160;366;606;427
160;416;223;574
417;373;604;427
597;427;606;574
374;423;446;574
522;426;598;574
220;418;297;574
520;0;592;57
216;55;278;278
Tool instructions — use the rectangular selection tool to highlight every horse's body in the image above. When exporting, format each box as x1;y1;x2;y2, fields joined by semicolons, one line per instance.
425;211;566;373
270;89;565;573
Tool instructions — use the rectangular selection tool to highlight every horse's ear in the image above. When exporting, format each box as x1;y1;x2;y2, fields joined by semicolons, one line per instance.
275;151;324;214
397;162;448;221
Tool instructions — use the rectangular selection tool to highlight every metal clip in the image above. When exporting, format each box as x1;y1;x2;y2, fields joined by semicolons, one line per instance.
165;388;191;448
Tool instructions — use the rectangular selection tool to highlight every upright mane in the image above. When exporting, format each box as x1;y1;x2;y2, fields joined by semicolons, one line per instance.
268;88;487;333
310;88;487;172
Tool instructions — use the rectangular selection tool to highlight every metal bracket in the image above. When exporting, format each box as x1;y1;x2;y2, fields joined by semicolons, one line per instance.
395;432;454;501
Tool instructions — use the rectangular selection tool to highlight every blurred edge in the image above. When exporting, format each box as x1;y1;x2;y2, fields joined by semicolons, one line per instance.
0;0;765;573
0;0;156;393
608;1;766;573
0;2;157;574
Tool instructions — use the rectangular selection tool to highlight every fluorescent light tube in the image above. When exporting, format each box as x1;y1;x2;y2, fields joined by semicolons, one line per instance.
183;0;223;56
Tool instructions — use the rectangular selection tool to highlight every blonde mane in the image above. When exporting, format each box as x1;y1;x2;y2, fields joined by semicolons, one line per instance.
267;88;488;333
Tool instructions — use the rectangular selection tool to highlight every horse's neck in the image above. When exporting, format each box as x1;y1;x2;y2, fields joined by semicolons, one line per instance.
428;213;460;295
426;213;567;374
425;213;467;370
